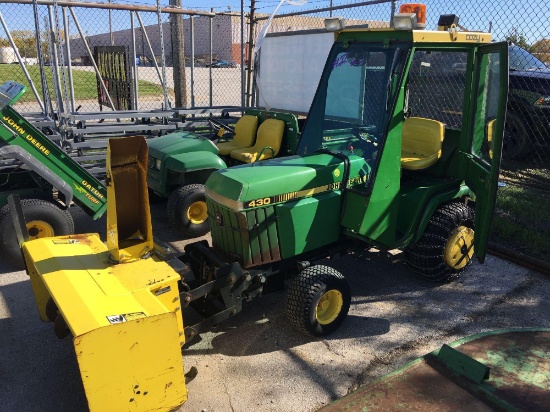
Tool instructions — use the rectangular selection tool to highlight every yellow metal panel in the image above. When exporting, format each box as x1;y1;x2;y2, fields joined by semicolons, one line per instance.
412;30;491;44
106;136;154;262
339;28;491;44
24;248;52;322
75;313;187;412
22;233;185;345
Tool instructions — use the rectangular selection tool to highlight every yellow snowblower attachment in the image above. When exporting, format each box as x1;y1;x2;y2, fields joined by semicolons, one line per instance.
20;136;187;411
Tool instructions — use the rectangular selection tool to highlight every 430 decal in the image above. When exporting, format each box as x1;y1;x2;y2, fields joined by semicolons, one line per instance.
246;197;272;208
243;175;368;209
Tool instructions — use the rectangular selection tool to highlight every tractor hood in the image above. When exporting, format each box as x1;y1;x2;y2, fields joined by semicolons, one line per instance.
147;132;218;160
205;153;370;210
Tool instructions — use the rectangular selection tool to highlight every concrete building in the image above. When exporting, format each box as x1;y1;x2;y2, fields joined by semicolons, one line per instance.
69;13;385;67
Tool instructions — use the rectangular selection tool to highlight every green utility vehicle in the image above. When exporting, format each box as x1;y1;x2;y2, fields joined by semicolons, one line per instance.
146;109;300;237
181;15;509;337
0;81;107;268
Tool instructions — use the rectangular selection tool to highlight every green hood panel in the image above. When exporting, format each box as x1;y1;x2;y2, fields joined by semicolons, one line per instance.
165;151;227;173
206;153;370;208
147;132;218;160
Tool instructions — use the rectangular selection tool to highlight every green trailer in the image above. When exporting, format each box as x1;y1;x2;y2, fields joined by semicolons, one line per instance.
0;81;107;267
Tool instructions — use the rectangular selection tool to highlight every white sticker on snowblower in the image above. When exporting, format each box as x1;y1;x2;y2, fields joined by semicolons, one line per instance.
106;312;146;324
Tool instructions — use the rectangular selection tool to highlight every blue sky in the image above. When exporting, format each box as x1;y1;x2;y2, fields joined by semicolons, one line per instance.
1;1;548;44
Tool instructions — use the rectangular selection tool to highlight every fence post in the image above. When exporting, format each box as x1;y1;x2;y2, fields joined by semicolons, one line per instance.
170;0;187;108
130;10;139;110
155;0;169;110
190;16;195;107
32;0;53;118
246;0;256;107
240;0;245;108
62;7;75;113
46;6;65;116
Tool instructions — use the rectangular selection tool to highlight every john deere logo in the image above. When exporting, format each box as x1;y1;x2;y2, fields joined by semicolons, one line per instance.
334;169;341;177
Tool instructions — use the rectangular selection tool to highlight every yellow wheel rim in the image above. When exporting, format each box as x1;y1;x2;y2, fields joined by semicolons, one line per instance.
444;225;475;269
187;201;208;225
316;289;343;325
27;220;55;240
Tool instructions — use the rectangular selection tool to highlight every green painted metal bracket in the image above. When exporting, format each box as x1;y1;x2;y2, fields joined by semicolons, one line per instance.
436;343;490;384
0;81;107;219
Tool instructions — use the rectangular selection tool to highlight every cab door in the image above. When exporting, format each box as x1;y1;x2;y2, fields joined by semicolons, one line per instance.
462;42;508;263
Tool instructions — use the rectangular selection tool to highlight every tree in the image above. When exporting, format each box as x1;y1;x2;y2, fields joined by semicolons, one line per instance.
505;28;531;51
531;39;550;65
10;30;37;58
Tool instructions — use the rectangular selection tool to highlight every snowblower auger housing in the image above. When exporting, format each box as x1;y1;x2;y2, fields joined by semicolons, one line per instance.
21;136;187;412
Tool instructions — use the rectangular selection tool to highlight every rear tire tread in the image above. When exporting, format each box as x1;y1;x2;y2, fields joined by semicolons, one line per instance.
405;202;474;282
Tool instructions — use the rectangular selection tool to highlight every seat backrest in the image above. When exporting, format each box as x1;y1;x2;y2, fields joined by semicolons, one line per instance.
253;119;286;157
232;115;259;147
401;117;444;170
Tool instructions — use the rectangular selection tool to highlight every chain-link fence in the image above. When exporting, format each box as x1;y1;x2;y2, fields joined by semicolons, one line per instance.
251;0;550;265
0;0;247;114
0;0;548;264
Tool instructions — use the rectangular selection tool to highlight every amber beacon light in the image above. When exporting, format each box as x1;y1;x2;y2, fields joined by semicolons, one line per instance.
399;3;427;29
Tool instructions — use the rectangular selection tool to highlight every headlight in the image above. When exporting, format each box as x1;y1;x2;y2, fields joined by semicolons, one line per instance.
155;159;162;170
535;96;550;107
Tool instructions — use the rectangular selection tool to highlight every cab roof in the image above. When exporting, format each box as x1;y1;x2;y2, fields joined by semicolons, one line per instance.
337;28;492;44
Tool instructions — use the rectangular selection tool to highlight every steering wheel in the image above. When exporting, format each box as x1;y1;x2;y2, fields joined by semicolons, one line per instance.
208;118;235;135
352;126;377;144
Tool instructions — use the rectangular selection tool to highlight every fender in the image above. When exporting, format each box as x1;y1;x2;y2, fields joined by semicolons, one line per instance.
410;185;473;245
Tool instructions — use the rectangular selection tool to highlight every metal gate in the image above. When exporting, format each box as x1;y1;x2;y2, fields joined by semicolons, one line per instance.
94;46;132;111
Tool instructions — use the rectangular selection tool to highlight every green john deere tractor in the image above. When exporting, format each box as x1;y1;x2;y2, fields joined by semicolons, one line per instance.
183;16;509;336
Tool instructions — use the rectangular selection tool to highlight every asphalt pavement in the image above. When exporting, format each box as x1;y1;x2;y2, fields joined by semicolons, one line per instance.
1;202;549;412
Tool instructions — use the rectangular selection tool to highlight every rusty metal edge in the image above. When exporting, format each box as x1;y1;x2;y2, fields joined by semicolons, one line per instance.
319;328;550;411
488;242;550;276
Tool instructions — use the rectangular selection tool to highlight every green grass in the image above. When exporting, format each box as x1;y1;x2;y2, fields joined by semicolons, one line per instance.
491;183;550;262
0;64;165;102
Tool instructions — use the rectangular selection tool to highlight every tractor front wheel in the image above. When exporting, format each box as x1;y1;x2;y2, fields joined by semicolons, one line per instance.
285;265;351;337
405;202;475;282
167;184;210;238
0;198;74;269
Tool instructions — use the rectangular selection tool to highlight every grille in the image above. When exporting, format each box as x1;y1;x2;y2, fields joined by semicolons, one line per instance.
207;198;281;268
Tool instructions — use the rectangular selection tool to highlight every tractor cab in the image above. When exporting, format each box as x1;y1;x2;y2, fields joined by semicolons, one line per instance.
293;21;507;265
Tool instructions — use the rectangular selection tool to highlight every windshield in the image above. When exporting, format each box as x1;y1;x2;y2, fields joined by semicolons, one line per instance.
509;45;547;71
297;42;409;160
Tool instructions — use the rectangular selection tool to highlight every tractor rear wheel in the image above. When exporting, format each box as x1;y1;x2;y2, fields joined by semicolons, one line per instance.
286;265;351;337
167;184;210;238
0;198;74;269
405;202;475;282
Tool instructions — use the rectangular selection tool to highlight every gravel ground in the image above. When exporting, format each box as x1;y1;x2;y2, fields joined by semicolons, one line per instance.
0;202;549;412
